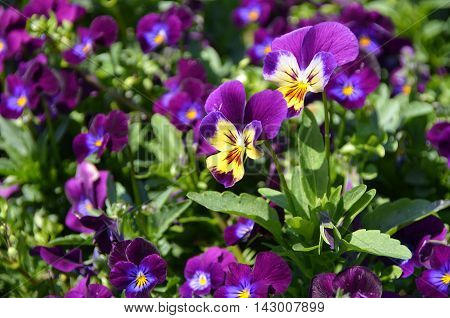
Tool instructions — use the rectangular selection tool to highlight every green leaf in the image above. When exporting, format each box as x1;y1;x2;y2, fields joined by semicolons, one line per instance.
362;199;450;233
292;243;319;252
47;234;93;246
154;201;192;239
258;188;288;210
343;185;367;211
344;229;411;260
187;191;282;241
297;108;328;207
286;217;315;241
400;101;433;121
341;189;376;232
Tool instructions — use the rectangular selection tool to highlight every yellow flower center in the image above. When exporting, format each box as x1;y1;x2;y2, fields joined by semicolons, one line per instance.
82;42;92;54
17;96;28;108
442;273;450;285
238;289;251;298
94;139;103;147
248;10;259;21
359;36;371;47
342;85;354;96
264;45;272;55
198;274;208;286
186;108;198;120
0;41;4;52
135;272;148;288
85;201;94;211
402;84;411;95
154;32;165;45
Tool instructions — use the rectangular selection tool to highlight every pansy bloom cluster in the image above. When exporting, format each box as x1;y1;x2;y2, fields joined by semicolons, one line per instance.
0;0;448;302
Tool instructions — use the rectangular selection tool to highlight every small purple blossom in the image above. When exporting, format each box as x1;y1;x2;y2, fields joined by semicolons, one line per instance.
232;0;273;27
137;13;182;53
64;161;108;232
179;247;236;298
63;16;118;65
310;266;382;298
214;251;291;298
427;122;450;168
0;75;36;119
263;22;359;117
66;277;113;298
73;110;129;162
109;238;167;298
200;80;287;187
224;217;255;246
416;245;450;298
24;0;86;24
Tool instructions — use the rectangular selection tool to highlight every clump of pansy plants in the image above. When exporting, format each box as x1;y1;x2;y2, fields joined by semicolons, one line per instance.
0;0;448;299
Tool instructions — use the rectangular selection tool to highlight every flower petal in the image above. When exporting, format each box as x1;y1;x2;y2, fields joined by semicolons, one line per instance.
271;26;311;62
263;50;301;87
310;273;337;297
200;112;240;152
243;120;263;160
252;252;292;295
125;238;159;265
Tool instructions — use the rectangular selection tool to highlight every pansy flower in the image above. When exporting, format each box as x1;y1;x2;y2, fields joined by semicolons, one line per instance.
24;0;86;24
165;5;194;30
80;214;120;254
263;22;359;117
395;216;447;278
0;75;37;119
427;122;450;168
326;62;379;109
416;245;450;298
31;246;84;273
64;161;108;232
200;80;287;187
215;251;291;298
310;266;382;298
63;16;118;65
339;3;394;55
73;110;129;162
137;13;182;53
66;277;113;298
232;0;273;27
109;238;167;298
224;217;255;246
179;247;236;298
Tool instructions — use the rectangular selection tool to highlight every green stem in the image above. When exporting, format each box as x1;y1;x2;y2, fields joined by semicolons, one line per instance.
322;92;331;196
126;147;141;206
263;141;298;217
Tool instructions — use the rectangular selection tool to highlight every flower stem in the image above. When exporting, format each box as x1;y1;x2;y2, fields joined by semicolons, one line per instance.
126;147;141;206
322;92;331;196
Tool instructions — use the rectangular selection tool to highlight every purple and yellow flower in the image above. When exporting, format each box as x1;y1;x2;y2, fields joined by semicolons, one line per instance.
394;216;447;278
66;277;113;298
0;75;37;119
24;0;86;24
310;266;382;298
63;16;118;65
232;0;273;27
263;22;359;117
224;217;255;246
427;122;450;168
339;3;394;55
214;251;291;298
31;246;84;273
200;80;287;187
326;63;379;109
109;238;167;298
179;247;236;298
137;13;182;53
73;110;129;162
416;245;450;298
64;161;108;232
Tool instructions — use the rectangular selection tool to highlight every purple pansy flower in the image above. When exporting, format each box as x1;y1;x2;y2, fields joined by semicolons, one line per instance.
339;3;393;55
63;16;118;65
165;5;194;30
310;266;382;298
215;251;291;298
0;75;37;119
179;247;236;298
64;161;108;233
109;238;167;298
167;89;206;131
31;246;83;273
73;110;129;162
326;63;380;109
390;67;413;96
66;277;113;298
224;217;255;246
80;214;120;254
427;122;450;168
136;13;182;53
416;245;450;298
394;216;447;278
232;0;273;27
199;80;287;187
263;22;359;117
24;0;85;24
